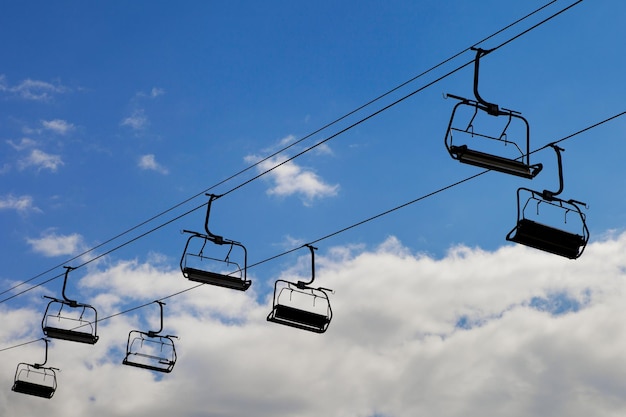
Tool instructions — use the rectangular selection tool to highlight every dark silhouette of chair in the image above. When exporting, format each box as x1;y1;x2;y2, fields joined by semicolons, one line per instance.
267;245;333;334
180;194;251;291
42;266;99;344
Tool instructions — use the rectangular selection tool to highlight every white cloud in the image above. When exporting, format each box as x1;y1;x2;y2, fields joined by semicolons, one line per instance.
138;154;169;174
3;233;626;416
121;109;148;130
148;87;165;98
0;194;39;213
6;138;37;151
136;87;165;99
0;76;67;101
26;231;84;257
18;149;64;172
245;154;339;205
42;119;75;135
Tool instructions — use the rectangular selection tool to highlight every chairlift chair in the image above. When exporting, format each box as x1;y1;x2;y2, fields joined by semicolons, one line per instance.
123;301;178;373
444;48;542;179
41;266;99;344
506;145;589;259
12;339;59;399
180;194;251;291
267;245;333;334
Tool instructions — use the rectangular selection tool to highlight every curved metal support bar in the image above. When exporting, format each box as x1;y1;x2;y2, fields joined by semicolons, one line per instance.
297;244;317;287
542;144;565;200
471;47;500;115
148;301;166;337
34;338;50;368
61;266;78;306
204;193;224;244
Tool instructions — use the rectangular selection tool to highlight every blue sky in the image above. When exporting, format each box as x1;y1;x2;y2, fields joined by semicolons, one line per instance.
1;1;626;416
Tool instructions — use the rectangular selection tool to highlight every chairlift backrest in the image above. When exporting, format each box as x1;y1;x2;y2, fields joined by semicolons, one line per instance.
180;194;251;291
12;339;58;399
444;48;542;179
506;145;589;259
41;267;99;344
123;301;178;373
267;245;334;334
123;331;177;373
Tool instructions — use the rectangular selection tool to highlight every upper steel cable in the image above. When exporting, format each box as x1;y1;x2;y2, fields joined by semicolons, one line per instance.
2;107;622;353
0;1;581;301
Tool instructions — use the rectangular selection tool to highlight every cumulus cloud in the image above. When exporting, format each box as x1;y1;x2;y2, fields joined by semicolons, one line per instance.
138;154;169;174
18;149;64;172
26;231;84;257
42;119;75;135
245;154;339;205
3;233;626;416
0;194;39;213
0;75;67;101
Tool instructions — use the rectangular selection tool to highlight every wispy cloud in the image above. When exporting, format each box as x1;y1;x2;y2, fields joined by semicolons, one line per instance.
138;154;169;174
26;230;84;257
42;119;75;135
18;149;64;172
245;154;339;205
120;87;164;131
121;109;148;130
0;194;40;213
137;87;165;99
6;138;37;151
0;75;68;101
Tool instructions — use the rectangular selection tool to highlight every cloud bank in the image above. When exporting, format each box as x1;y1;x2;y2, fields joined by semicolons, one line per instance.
2;232;626;416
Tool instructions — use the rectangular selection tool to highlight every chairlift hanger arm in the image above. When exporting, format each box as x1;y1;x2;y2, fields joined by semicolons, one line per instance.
296;244;317;288
33;338;50;368
204;193;226;243
471;47;501;116
147;300;165;337
541;144;565;200
61;266;78;306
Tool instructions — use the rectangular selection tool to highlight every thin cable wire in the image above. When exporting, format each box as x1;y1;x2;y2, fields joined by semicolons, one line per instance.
0;0;562;298
0;0;583;306
3;107;621;354
218;1;584;199
0;203;207;305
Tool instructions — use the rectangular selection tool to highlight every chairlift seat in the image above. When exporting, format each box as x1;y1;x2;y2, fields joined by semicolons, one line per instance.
12;362;57;399
508;218;586;259
123;354;176;373
12;380;56;399
268;304;330;333
450;145;540;179
122;332;177;373
182;266;251;291
43;326;99;345
122;311;177;373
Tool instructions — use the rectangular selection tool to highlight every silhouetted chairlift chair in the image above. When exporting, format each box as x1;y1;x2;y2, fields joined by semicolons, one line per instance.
506;144;589;259
12;338;59;399
41;266;99;345
444;47;542;179
180;194;251;291
123;301;178;373
267;245;333;334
